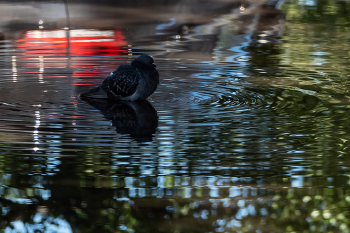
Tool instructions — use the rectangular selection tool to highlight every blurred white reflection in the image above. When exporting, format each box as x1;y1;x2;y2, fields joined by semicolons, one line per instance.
33;111;40;151
4;213;72;233
11;56;17;82
70;29;114;37
70;38;114;42
27;30;66;38
258;39;268;43
22;28;115;39
39;56;44;73
39;56;44;83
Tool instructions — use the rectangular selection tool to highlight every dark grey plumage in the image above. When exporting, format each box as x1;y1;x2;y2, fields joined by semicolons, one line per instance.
81;55;159;101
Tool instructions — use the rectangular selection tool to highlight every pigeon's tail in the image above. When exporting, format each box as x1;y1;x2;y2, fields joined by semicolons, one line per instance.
80;86;108;99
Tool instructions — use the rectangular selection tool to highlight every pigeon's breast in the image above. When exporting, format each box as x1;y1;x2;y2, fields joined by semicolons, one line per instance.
126;69;159;101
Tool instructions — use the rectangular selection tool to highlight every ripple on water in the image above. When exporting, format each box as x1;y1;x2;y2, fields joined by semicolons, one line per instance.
0;30;348;163
0;1;350;231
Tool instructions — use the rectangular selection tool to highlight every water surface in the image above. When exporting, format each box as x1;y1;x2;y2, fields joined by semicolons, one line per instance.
1;0;350;232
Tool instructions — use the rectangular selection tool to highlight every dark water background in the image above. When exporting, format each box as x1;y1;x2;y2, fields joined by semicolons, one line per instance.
0;0;350;232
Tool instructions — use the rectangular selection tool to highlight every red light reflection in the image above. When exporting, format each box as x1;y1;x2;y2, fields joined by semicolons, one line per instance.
16;29;128;86
17;29;127;57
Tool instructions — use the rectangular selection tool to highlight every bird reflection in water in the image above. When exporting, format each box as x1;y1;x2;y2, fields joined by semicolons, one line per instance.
82;98;158;142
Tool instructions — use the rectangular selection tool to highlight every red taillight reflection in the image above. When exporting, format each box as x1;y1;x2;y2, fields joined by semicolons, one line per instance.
15;29;128;87
17;29;127;57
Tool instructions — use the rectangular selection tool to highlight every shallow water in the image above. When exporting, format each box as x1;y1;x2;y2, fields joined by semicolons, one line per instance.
1;0;350;232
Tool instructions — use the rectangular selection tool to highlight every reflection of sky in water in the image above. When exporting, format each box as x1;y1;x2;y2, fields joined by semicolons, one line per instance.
226;36;251;64
155;17;176;34
5;214;72;233
300;0;316;6
292;175;304;188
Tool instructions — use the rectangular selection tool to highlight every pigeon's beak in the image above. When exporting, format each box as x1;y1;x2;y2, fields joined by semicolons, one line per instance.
153;64;156;68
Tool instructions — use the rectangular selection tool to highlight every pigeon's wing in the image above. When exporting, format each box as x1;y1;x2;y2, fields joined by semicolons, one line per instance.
101;65;140;98
80;85;108;99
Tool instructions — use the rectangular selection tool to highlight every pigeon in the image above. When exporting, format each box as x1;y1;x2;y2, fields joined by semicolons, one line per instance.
80;55;159;101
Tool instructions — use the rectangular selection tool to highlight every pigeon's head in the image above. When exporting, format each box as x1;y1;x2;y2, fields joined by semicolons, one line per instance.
135;55;156;68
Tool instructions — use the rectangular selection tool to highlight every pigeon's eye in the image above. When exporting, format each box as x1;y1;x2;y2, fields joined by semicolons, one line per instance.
148;60;150;63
